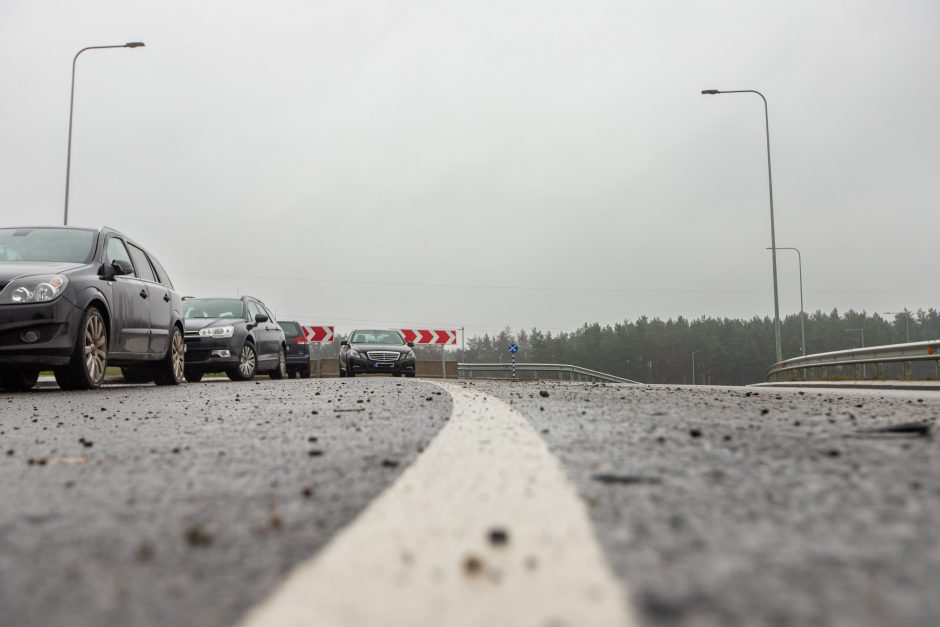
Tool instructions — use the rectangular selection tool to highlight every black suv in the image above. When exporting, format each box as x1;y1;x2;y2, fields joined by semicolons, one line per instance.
340;329;416;377
182;296;287;382
277;320;311;378
0;226;185;391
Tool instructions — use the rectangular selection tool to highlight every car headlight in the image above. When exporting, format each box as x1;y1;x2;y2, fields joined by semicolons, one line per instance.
199;326;235;338
348;349;361;358
403;350;415;360
0;275;69;304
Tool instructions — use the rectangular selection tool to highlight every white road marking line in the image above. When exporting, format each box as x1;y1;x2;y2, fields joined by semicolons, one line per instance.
238;381;636;627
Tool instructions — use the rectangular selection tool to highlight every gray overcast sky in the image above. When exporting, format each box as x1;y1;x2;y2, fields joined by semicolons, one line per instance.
2;0;938;339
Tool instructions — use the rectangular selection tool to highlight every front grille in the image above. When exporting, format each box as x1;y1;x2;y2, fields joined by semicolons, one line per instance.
185;349;211;362
0;324;62;347
367;351;400;362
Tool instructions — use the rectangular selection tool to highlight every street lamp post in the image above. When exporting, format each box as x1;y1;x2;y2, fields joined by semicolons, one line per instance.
702;88;782;363
64;42;145;226
884;311;911;343
768;246;805;355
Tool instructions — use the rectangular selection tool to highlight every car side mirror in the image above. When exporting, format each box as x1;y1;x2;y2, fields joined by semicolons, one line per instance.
340;340;349;347
407;342;415;348
254;313;269;323
102;259;133;280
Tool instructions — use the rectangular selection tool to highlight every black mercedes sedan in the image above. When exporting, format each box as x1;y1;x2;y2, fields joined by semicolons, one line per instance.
339;329;416;377
182;296;287;382
0;226;185;391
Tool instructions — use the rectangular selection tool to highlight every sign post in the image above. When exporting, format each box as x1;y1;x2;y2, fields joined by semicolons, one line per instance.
509;342;519;379
399;329;457;378
301;326;335;378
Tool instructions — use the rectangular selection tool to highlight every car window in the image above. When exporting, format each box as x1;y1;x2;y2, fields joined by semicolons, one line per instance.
261;304;277;322
0;227;96;263
183;299;244;319
278;321;301;336
148;254;174;288
126;243;157;283
105;238;135;277
351;330;404;345
246;300;263;321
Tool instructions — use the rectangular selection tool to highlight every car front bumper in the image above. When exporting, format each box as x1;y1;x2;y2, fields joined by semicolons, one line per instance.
183;335;241;370
348;355;416;375
0;298;82;367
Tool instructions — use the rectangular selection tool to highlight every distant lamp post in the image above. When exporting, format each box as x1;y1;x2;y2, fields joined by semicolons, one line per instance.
846;328;865;348
64;42;145;226
768;246;805;355
702;88;782;363
884;311;911;343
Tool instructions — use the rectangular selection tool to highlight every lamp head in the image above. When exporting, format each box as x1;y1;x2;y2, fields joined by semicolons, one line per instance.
125;42;146;48
701;89;720;95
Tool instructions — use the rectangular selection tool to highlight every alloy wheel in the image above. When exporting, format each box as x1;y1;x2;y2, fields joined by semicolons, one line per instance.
239;344;256;377
84;312;107;383
171;330;185;381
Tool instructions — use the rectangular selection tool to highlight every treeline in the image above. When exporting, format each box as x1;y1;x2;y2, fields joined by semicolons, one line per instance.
458;309;940;385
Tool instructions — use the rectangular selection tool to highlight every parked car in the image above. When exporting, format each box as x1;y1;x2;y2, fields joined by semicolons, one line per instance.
339;329;416;377
182;296;287;382
277;320;311;378
0;226;185;391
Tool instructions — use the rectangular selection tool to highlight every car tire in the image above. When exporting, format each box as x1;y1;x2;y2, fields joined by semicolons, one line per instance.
405;372;416;378
153;326;185;386
299;365;311;379
57;306;108;390
0;368;40;392
269;346;287;379
227;341;257;381
184;369;204;383
121;367;153;384
338;364;346;378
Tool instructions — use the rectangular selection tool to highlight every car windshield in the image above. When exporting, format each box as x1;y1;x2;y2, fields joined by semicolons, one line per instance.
0;227;95;263
184;299;245;319
278;321;301;336
351;330;404;345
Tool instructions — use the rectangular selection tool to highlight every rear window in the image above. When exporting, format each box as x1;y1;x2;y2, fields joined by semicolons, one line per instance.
278;321;301;336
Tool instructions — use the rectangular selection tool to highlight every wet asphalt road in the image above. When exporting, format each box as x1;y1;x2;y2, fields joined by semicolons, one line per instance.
2;378;939;627
471;381;940;627
0;378;451;627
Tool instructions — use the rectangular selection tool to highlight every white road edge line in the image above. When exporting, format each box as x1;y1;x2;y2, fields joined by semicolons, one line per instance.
238;381;636;627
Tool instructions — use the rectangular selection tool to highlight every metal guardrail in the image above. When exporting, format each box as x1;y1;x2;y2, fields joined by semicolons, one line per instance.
458;362;639;384
767;340;940;384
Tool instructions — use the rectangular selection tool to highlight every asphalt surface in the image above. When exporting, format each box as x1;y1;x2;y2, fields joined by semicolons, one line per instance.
0;378;451;627
2;378;938;627
470;381;940;627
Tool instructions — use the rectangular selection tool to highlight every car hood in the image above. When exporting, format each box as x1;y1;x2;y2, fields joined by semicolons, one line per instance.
0;261;86;285
350;343;410;352
184;318;245;332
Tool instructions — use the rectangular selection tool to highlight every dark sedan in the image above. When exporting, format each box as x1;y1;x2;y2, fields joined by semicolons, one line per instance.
0;226;185;391
182;296;287;382
277;320;311;378
339;329;416;377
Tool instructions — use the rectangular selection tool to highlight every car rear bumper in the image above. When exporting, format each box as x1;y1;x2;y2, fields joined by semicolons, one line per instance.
0;299;82;367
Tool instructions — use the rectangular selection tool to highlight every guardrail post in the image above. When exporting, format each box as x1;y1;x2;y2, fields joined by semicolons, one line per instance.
903;361;912;380
875;363;884;380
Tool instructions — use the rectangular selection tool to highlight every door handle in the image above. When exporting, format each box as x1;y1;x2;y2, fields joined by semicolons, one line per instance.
163;293;171;302
139;289;149;299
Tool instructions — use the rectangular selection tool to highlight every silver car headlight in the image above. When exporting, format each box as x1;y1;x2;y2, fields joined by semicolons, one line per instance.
0;275;69;304
199;326;235;338
348;349;361;358
403;350;415;360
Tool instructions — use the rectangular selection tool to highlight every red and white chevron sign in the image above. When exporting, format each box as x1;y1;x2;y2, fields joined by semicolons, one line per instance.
399;329;457;345
302;325;334;343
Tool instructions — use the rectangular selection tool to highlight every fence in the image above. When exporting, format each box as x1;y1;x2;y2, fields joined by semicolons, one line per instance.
458;362;638;384
767;340;940;385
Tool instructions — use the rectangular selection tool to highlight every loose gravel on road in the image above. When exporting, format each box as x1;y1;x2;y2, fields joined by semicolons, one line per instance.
0;378;450;627
470;381;940;627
